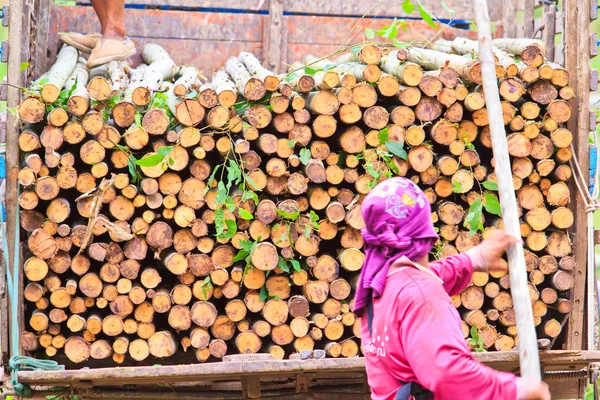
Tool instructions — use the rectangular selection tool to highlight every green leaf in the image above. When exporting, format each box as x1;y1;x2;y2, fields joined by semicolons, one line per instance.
288;139;297;147
218;219;238;240
418;2;438;29
20;62;29;72
351;46;361;55
484;193;502;216
244;173;258;190
464;198;484;237
290;259;301;273
135;111;143;129
482;181;498;191
240;240;255;253
376;18;400;39
276;209;300;221
136;153;165;167
216;181;228;205
233;249;250;263
37;77;49;86
238;208;254;220
378;127;389;145
168;157;175;166
215;208;226;237
259;286;269;302
308;210;320;229
277;257;290;273
7;107;17;117
366;162;380;180
399;20;408;32
241;190;259;205
402;0;415;14
441;1;456;16
206;165;221;193
299;148;311;165
452;179;462;193
386;141;408;160
157;145;174;156
305;67;317;76
364;28;375;39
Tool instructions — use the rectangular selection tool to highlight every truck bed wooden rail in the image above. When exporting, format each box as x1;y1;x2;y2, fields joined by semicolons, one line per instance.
15;352;600;399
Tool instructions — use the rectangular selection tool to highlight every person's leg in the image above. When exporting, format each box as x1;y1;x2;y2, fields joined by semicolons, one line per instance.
102;0;127;39
87;0;134;68
90;0;107;34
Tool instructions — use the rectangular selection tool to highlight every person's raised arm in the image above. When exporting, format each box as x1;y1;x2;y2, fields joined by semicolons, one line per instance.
429;230;519;296
401;293;550;400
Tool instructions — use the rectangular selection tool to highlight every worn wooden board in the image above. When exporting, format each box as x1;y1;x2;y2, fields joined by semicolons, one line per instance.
50;5;476;75
564;0;591;352
101;0;504;21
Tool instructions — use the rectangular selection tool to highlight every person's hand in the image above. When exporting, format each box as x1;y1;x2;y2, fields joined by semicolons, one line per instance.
477;230;519;272
521;380;551;400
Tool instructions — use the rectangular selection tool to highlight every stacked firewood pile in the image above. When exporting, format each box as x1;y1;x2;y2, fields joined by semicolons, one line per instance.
16;37;574;365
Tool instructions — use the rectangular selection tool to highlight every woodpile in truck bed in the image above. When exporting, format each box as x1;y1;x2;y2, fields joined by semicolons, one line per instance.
16;37;574;365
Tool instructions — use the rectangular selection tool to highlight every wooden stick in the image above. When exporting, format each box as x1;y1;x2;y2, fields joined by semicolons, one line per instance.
473;0;541;381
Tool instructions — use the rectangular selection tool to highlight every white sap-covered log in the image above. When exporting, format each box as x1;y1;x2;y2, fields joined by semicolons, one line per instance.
212;69;237;107
131;44;178;105
41;45;79;102
238;52;280;90
225;57;266;100
108;61;130;94
65;57;90;115
122;65;147;103
174;66;201;96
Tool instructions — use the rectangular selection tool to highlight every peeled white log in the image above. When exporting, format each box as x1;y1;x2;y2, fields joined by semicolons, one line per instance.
212;69;238;107
225;57;266;100
65;57;90;116
406;47;482;83
108;61;130;94
432;38;517;76
41;45;79;102
132;44;178;106
492;38;546;56
174;66;201;96
122;65;147;103
238;52;280;91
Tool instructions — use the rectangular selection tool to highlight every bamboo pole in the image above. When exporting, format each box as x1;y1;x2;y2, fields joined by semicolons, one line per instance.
473;0;541;381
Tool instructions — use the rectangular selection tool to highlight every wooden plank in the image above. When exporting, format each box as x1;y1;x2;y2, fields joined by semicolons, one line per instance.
263;0;286;73
514;0;525;37
524;0;535;37
92;0;504;20
32;0;52;80
564;0;591;351
283;0;503;21
286;15;477;47
555;10;564;34
18;352;600;387
591;32;598;57
96;0;268;11
591;0;598;21
55;6;264;42
241;376;261;399
6;0;25;361
542;4;557;61
501;0;517;37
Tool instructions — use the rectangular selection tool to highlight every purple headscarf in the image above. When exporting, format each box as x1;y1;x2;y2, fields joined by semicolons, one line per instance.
353;177;439;312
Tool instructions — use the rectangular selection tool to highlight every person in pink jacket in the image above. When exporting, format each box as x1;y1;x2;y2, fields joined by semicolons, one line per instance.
355;177;550;400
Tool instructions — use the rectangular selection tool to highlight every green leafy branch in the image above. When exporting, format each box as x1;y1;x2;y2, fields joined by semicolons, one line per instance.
199;276;213;298
469;326;486;352
206;150;260;240
463;181;502;237
113;144;174;184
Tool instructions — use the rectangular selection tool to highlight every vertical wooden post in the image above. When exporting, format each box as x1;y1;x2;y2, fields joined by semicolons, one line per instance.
564;0;591;351
524;0;535;38
473;0;542;380
542;3;556;62
263;0;286;74
5;0;25;359
501;0;517;38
